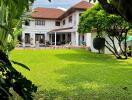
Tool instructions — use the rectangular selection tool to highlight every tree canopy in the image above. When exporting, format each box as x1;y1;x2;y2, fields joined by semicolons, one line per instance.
88;0;132;23
78;4;106;34
78;4;131;34
78;4;132;59
0;0;34;51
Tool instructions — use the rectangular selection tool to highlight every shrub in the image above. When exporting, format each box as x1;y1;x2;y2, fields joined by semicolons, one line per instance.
93;37;105;53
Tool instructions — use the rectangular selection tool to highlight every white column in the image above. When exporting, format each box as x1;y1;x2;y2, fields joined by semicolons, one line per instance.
75;11;80;46
45;33;48;41
75;32;79;46
71;32;75;46
22;33;25;47
80;35;82;42
86;33;92;47
31;33;35;47
55;32;57;46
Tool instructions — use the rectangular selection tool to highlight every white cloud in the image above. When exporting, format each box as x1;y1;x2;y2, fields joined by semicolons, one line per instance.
57;7;67;11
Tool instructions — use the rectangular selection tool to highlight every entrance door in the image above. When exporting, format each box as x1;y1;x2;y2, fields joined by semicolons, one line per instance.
79;34;85;45
25;33;30;44
67;33;71;43
56;34;61;45
35;34;45;44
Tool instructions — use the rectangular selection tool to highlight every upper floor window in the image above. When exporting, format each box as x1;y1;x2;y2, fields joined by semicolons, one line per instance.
63;20;65;25
25;20;30;26
35;19;45;26
69;16;72;23
55;21;60;26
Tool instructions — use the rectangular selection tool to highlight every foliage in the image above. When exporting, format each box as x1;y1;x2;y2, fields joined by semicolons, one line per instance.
10;49;132;100
0;50;37;99
78;4;130;34
78;4;106;34
0;0;34;51
88;0;132;23
0;0;39;99
78;4;132;59
7;29;22;52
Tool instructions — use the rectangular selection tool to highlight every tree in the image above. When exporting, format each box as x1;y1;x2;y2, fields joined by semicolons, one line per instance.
88;0;132;23
0;0;34;51
0;0;38;99
78;4;132;59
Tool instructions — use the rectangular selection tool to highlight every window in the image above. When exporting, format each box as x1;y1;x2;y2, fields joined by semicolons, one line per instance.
69;16;72;23
35;19;45;26
25;20;30;26
63;20;65;25
35;34;45;44
55;21;60;26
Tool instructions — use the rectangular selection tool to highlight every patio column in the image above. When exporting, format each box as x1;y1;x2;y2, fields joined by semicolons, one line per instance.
86;33;92;47
22;33;25;47
31;33;35;47
75;32;79;46
45;33;48;45
55;32;57;46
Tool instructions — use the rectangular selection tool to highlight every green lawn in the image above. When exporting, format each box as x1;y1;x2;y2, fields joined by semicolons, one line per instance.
10;49;132;100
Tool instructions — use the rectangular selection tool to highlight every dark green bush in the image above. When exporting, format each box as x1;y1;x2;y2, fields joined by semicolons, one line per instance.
93;37;105;51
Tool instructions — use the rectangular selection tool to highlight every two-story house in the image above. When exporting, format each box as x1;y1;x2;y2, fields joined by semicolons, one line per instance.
22;1;94;48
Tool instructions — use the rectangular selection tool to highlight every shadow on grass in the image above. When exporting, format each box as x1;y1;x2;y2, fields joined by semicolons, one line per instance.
35;50;132;100
35;64;132;99
55;49;119;63
55;50;132;67
56;64;132;85
34;86;132;100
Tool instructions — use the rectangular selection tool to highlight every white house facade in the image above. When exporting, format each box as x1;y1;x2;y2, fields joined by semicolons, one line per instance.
22;1;94;47
21;1;120;54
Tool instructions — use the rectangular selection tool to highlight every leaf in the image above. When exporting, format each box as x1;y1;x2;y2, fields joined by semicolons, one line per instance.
12;61;30;71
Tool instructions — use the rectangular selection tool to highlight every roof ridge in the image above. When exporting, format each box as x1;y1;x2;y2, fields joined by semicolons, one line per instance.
32;1;93;20
72;1;89;7
34;7;65;11
58;1;93;19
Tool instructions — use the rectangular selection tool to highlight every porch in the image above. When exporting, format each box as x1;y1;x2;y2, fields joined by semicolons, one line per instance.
48;32;71;46
48;27;75;46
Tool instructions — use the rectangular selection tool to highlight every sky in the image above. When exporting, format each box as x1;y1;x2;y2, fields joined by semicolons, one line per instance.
33;0;88;9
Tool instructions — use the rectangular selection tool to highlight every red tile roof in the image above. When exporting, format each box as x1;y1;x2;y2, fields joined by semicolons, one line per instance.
31;1;93;19
59;1;93;19
73;1;93;10
32;8;64;19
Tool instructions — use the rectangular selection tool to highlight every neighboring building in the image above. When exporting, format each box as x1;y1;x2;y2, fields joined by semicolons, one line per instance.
22;1;94;48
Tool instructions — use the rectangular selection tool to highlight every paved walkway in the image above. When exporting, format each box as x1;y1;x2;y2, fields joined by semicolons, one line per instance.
15;46;87;50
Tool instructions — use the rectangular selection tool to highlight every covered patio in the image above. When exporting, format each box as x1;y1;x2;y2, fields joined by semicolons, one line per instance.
48;27;75;46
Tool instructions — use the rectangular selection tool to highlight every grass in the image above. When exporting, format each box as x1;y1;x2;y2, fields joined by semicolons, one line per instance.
10;49;132;100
